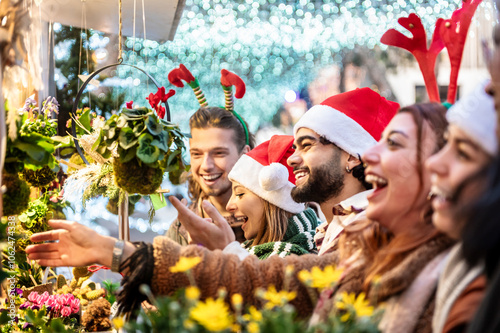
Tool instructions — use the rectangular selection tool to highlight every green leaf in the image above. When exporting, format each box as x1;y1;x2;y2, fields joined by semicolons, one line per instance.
137;133;160;164
166;150;181;167
120;147;137;163
122;107;150;117
78;108;92;131
92;130;103;151
151;131;169;151
133;122;146;137
119;127;138;150
117;116;128;128
12;141;51;162
146;115;163;135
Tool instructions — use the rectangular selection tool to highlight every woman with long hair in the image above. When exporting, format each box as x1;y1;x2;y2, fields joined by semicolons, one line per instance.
224;135;319;259
426;82;497;333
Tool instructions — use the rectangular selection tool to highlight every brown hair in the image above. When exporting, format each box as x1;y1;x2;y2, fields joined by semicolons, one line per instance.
188;106;256;201
252;199;294;246
339;103;448;291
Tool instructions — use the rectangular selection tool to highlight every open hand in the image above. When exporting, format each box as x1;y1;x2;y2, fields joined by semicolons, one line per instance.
26;220;115;267
169;196;236;250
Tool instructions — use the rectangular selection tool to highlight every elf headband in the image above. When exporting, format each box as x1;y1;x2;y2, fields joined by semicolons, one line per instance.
168;64;250;145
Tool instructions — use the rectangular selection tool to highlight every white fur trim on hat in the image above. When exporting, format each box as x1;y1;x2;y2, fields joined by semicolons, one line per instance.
446;80;498;156
293;105;377;156
229;155;305;214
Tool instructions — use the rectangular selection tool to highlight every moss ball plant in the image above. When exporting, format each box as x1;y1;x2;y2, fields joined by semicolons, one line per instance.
95;97;189;196
113;158;163;195
2;173;30;216
67;153;94;174
21;165;57;187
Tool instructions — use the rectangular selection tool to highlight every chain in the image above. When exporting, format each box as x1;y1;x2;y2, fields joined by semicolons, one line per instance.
118;0;123;62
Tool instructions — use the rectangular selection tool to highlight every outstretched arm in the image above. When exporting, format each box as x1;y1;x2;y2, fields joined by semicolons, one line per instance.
26;220;136;269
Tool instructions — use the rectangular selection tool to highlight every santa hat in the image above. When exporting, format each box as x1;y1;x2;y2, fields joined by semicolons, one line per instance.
228;135;305;214
293;88;400;157
446;80;498;156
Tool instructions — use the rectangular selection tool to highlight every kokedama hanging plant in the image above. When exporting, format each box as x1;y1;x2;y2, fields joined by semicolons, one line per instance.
8;96;61;187
2;172;30;216
94;87;189;195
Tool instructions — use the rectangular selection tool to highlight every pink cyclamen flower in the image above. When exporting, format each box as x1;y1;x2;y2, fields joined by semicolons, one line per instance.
28;292;39;303
60;306;72;317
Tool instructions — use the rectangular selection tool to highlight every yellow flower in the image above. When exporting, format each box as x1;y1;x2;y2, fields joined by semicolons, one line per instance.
248;322;260;333
298;269;312;285
336;292;374;319
311;266;343;290
185;286;201;301
112;316;125;329
170;256;202;273
231;293;243;307
231;323;241;332
242;306;263;323
259;285;296;309
190;297;233;332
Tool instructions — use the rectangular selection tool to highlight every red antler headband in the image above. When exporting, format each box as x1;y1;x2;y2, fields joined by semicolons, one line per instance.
381;0;483;104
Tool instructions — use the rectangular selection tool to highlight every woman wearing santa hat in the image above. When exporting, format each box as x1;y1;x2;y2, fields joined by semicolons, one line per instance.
427;81;497;333
224;135;319;259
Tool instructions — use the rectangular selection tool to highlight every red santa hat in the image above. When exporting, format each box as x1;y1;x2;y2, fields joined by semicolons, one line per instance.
294;88;400;157
228;135;305;214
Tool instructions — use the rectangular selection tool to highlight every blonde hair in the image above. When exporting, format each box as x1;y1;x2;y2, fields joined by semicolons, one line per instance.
252;199;294;246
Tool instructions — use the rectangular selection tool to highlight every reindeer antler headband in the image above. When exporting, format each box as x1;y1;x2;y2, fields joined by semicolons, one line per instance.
381;0;483;105
168;64;250;145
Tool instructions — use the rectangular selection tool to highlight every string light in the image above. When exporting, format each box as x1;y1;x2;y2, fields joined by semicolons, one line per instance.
119;0;480;131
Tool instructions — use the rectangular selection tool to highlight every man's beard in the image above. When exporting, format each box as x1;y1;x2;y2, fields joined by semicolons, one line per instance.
291;152;345;204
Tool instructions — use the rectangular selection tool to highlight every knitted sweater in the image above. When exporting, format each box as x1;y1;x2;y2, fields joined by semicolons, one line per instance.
310;234;454;332
243;208;319;259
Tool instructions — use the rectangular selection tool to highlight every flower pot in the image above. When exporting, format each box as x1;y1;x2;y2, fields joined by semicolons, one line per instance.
22;283;53;298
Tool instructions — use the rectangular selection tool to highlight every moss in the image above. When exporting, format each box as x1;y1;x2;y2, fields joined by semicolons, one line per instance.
21;165;57;187
113;158;164;195
67;153;94;174
81;298;112;332
106;196;135;215
2;173;30;216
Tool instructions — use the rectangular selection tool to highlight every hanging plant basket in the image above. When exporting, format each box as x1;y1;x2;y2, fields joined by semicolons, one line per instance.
21;165;57;187
2;172;30;216
96;105;188;195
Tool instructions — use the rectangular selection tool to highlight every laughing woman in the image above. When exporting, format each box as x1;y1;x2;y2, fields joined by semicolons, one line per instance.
224;135;319;259
311;103;453;332
426;82;497;333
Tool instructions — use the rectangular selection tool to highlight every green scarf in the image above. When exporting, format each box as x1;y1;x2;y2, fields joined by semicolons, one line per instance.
243;208;319;260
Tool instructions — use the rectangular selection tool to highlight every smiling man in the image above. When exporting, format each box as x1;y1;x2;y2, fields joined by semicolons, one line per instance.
289;88;399;254
166;106;254;245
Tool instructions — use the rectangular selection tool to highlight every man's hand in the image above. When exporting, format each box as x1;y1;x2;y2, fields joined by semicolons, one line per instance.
26;220;116;267
169;196;236;250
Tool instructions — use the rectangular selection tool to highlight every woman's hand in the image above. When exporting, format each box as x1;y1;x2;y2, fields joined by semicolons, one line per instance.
169;196;236;250
26;220;116;267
